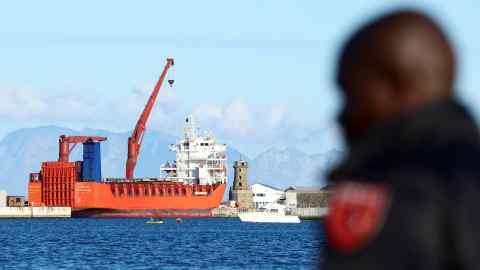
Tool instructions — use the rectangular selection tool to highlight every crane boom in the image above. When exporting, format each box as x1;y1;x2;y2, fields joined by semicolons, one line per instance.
126;58;174;179
58;135;107;162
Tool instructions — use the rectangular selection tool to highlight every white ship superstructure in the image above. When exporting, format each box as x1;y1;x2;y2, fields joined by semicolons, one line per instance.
160;116;227;185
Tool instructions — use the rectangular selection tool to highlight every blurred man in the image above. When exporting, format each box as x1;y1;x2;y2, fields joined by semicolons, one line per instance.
323;10;480;270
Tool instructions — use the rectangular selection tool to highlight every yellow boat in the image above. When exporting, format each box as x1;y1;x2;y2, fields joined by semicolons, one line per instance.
145;218;164;224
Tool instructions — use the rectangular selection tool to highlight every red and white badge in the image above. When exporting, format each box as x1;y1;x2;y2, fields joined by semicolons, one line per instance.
326;181;390;254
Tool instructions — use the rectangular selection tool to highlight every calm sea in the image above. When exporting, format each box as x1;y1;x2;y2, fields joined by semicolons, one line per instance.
0;218;324;270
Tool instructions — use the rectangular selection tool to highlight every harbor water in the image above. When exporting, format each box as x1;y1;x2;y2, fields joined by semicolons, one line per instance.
0;218;324;270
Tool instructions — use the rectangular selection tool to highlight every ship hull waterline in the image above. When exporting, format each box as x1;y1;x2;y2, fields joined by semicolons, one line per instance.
72;208;214;218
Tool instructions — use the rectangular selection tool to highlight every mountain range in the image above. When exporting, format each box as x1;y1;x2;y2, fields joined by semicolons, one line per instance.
249;147;343;188
0;126;342;199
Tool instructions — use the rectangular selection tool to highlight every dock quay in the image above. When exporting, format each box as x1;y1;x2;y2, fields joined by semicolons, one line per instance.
291;207;328;219
211;207;239;218
0;207;71;218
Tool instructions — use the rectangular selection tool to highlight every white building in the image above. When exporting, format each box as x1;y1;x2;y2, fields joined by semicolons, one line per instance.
0;190;6;207
250;183;285;209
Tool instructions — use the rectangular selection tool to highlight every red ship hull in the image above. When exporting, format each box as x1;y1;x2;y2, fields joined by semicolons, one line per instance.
72;208;214;218
28;161;226;218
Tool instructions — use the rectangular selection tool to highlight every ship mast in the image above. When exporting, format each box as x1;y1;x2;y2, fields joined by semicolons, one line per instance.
184;116;195;181
125;58;175;179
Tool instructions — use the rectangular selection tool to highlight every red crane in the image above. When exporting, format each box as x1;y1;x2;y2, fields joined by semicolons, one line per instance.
58;135;107;162
126;58;175;179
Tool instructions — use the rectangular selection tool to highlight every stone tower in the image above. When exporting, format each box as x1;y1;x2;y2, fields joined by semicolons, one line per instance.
229;160;254;209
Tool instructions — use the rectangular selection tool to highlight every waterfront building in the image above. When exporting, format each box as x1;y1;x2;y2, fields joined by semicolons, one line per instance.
6;196;25;207
251;183;285;209
285;186;330;208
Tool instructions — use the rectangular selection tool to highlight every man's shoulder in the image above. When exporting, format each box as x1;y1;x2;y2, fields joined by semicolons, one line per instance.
415;142;480;170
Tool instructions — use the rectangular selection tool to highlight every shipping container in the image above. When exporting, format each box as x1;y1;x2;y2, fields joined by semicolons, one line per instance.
82;142;102;182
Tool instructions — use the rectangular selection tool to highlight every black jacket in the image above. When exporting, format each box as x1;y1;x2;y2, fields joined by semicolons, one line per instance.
324;99;480;270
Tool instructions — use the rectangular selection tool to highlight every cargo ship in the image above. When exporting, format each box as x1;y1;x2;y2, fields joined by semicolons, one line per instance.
27;58;228;218
28;116;227;218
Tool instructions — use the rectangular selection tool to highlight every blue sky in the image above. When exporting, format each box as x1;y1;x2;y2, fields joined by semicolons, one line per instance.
0;1;478;157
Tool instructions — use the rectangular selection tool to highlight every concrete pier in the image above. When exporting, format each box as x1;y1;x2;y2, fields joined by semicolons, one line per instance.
0;207;71;218
291;207;328;219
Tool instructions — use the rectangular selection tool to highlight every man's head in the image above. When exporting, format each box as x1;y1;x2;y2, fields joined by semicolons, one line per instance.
337;10;456;145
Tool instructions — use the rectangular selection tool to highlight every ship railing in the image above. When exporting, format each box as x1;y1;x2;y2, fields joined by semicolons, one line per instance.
104;177;171;182
102;176;226;184
206;166;225;170
206;158;227;161
160;167;177;171
156;176;226;184
160;176;198;180
178;155;226;161
157;176;186;180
